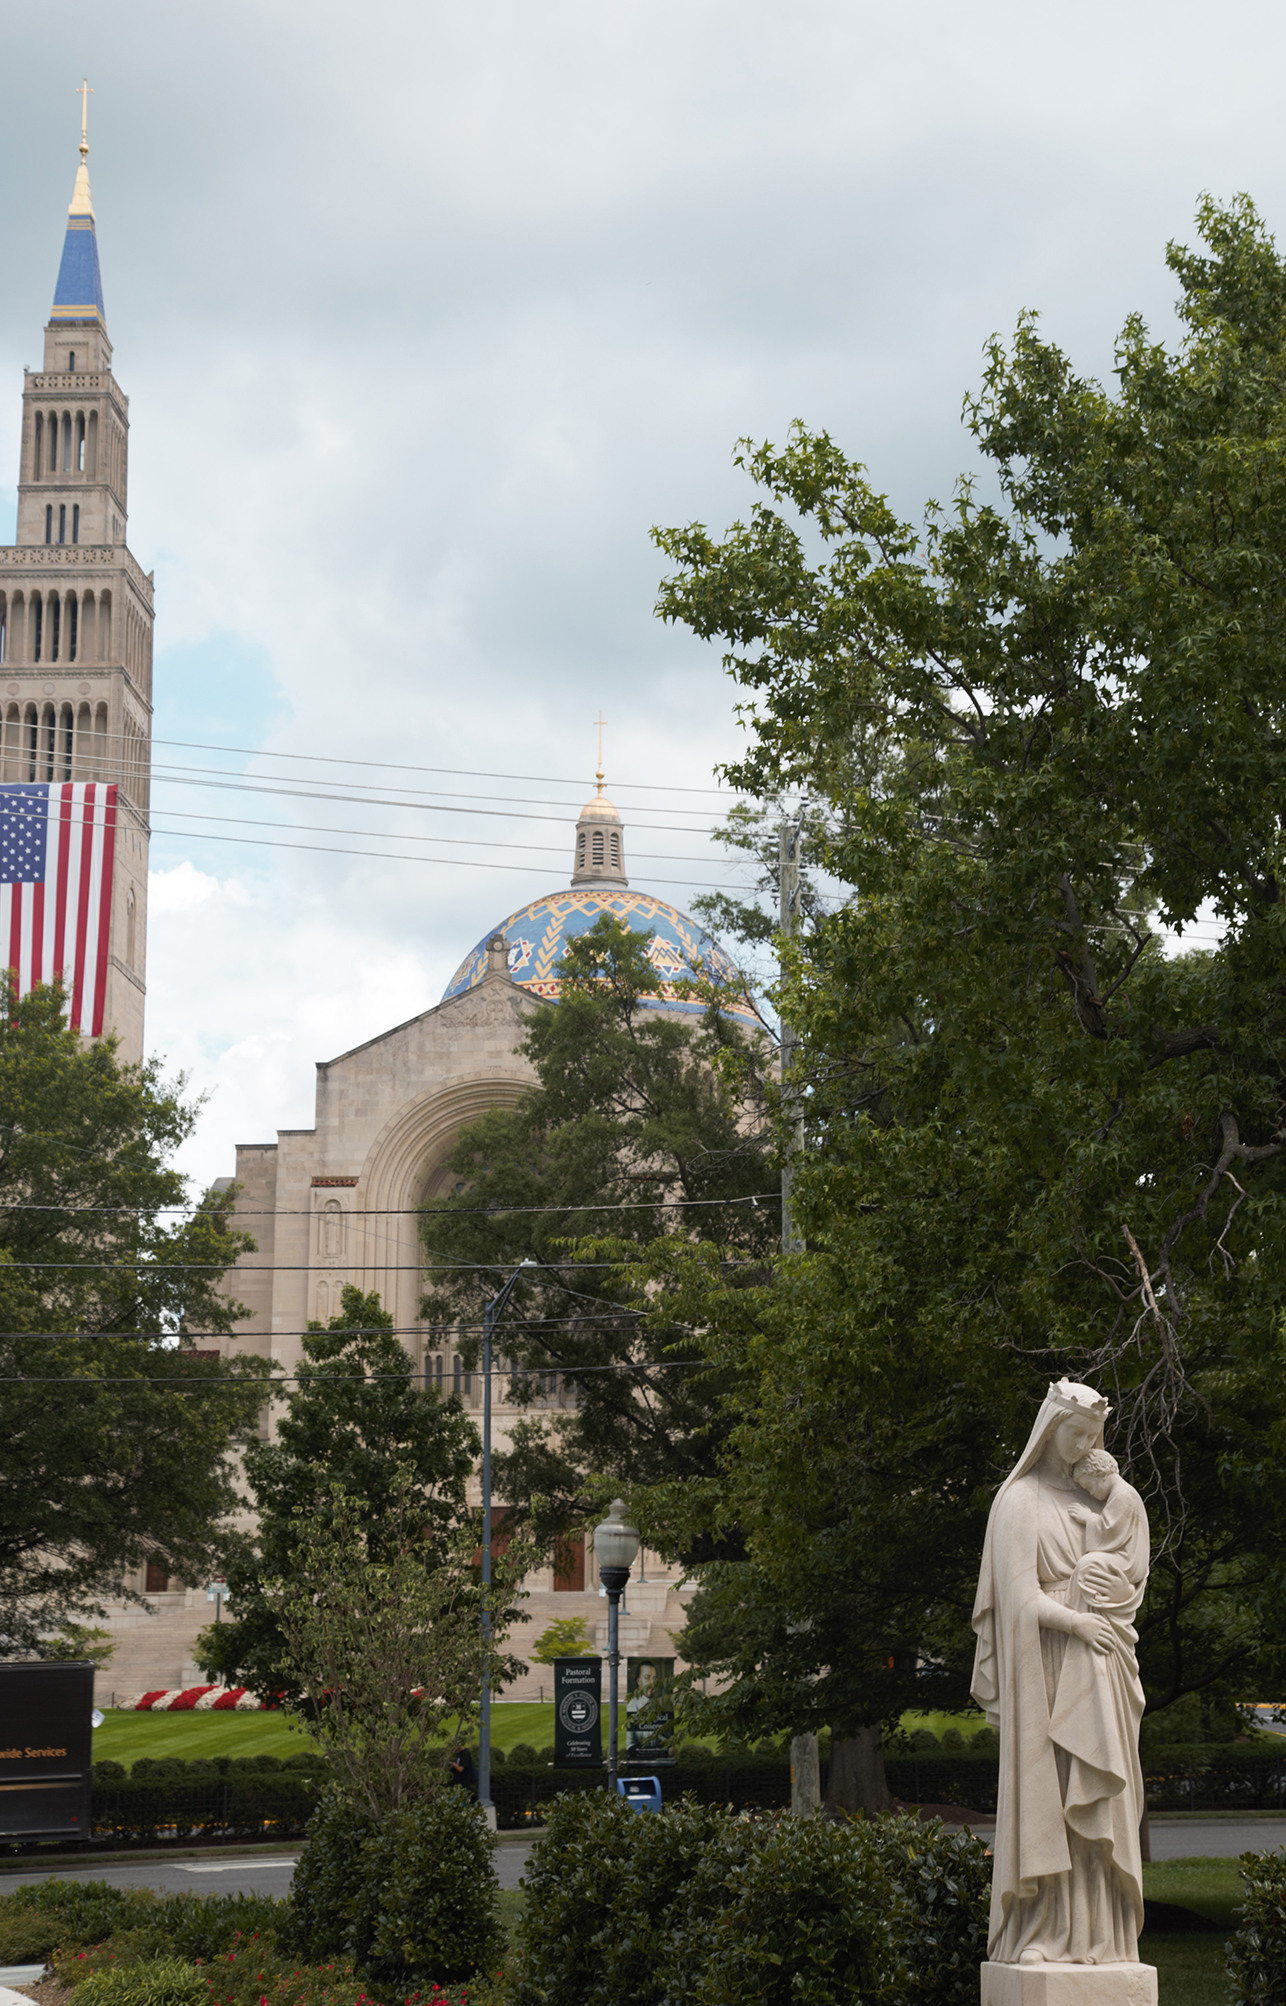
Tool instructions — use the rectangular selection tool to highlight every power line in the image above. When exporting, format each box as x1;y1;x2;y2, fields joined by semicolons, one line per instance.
0;1360;713;1387
0;1194;777;1217
152;803;733;869
1;1259;759;1272
144;736;751;800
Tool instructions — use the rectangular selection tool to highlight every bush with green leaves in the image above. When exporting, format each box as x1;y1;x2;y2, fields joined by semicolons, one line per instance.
288;1787;501;1986
664;1813;897;2006
509;1792;990;2006
511;1791;729;2006
0;1881;157;1962
74;1959;209;2006
287;1793;376;1963
359;1794;503;1986
861;1816;992;2006
1228;1849;1286;2005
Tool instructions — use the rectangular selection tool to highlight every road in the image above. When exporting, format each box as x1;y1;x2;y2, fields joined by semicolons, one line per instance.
0;1838;535;1902
3;1818;1284;1902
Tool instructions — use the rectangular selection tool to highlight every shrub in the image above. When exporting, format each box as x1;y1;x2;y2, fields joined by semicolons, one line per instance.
509;1795;991;2006
0;1880;158;1960
508;1743;539;1767
288;1789;500;1986
666;1813;898;2006
908;1730;940;1753
864;1816;991;2006
359;1793;503;1987
511;1790;723;2006
93;1760;128;1783
75;1960;208;2006
938;1728;966;1754
971;1728;999;1756
490;1745;507;1766
287;1793;376;1962
1228;1848;1286;2004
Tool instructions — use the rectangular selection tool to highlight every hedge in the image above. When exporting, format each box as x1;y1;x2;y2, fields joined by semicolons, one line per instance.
32;1741;1272;1845
507;1793;991;2006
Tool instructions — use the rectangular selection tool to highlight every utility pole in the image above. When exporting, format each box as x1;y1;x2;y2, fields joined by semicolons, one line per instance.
781;808;819;1815
477;1259;534;1829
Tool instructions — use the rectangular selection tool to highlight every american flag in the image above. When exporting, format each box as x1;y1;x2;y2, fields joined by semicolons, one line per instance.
0;783;118;1036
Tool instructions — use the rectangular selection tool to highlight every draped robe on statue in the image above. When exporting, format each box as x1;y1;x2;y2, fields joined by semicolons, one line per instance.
971;1387;1148;1966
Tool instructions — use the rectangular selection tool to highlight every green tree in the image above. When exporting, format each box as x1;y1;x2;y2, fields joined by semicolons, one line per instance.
417;916;778;1546
199;1287;479;1700
644;196;1286;1805
529;1616;597;1663
0;982;267;1651
273;1469;530;1820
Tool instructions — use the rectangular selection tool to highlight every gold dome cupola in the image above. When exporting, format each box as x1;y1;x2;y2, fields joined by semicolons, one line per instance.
571;719;628;887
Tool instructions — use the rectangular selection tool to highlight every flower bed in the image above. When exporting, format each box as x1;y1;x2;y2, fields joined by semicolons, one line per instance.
120;1688;262;1713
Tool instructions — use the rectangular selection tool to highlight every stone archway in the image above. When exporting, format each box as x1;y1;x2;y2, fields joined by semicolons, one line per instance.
352;1073;531;1337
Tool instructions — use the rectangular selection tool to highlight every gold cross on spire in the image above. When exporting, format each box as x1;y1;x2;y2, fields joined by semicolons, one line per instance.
595;711;606;789
76;78;94;157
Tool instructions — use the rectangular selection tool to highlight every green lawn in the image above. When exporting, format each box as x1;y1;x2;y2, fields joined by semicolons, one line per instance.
1141;1936;1230;2006
1140;1858;1241;2006
92;1702;561;1768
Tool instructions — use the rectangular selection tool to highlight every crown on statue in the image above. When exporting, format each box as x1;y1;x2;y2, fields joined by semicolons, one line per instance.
1048;1376;1110;1420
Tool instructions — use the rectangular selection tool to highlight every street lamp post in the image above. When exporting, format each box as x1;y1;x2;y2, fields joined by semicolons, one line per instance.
593;1498;639;1791
478;1260;535;1829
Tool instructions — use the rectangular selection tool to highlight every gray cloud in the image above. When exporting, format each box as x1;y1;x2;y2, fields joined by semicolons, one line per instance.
0;0;1279;1179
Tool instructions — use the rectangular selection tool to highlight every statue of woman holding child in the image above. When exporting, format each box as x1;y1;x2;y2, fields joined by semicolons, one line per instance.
972;1378;1153;1990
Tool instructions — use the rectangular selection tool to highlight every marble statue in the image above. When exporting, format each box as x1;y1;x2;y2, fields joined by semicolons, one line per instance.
971;1379;1157;2006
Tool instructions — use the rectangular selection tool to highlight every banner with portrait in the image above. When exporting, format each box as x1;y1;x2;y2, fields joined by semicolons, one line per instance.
625;1656;675;1763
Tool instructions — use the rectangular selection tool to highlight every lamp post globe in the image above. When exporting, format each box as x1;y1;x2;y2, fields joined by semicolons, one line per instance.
594;1499;639;1788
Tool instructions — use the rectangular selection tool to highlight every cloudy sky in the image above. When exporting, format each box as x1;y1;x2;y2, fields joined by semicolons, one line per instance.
0;0;1278;1188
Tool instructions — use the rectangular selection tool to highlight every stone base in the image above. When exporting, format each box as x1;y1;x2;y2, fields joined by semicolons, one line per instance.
981;1963;1157;2006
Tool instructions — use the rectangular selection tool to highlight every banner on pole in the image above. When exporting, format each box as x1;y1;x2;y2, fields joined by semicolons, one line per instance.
553;1656;602;1768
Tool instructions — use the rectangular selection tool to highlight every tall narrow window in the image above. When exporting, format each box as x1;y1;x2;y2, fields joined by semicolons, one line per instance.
60;706;73;781
592;830;604;865
610;833;620;866
49;419;58;474
41;705;55;780
68;350;75;372
0;604;5;665
321;1201;342;1257
577;833;586;866
68;596;78;662
32;598;42;663
25;706;38;780
453;1355;462;1400
34;413;43;479
72;504;79;546
86;411;97;479
44;505;52;546
50;598;60;663
58;504;66;546
61;413;71;473
76;415;85;471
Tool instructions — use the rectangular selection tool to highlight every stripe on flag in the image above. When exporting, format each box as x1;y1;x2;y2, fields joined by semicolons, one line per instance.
0;782;119;1034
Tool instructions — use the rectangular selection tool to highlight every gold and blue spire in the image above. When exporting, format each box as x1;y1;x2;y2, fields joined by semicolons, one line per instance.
51;80;105;329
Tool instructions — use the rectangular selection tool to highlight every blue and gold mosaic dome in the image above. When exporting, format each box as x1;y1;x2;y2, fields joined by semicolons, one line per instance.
442;887;755;1023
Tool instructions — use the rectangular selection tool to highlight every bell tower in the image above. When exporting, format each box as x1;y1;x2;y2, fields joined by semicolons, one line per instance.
0;90;152;1062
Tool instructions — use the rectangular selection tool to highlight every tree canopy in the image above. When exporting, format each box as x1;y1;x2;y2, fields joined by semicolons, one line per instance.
642;196;1286;1759
200;1287;479;1700
417;916;778;1548
0;983;266;1651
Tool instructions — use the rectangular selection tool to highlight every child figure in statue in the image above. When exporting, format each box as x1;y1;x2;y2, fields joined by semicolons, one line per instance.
1045;1448;1149;1900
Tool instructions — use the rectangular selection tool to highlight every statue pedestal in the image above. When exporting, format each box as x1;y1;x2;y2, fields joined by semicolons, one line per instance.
982;1964;1157;2006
